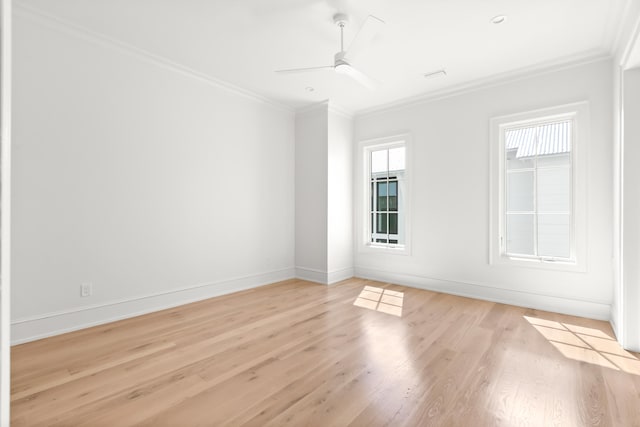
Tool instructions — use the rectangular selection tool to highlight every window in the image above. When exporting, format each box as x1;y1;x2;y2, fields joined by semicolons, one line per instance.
490;103;588;271
360;135;410;253
371;146;405;245
505;121;572;258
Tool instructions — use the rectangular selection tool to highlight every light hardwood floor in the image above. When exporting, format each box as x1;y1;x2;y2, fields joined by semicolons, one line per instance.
11;278;640;426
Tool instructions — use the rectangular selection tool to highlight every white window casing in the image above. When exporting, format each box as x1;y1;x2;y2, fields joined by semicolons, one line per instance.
489;102;588;272
358;133;412;255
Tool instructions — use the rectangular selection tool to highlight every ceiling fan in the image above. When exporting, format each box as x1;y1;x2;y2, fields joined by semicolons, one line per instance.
275;13;385;89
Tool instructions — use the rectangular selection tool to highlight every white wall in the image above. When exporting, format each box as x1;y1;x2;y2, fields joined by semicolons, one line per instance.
621;67;640;351
327;109;354;283
12;12;295;343
354;59;614;320
612;1;640;349
294;106;328;281
294;104;354;284
1;0;11;422
612;61;623;340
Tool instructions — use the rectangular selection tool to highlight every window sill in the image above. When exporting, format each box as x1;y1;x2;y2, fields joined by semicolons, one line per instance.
490;254;586;273
361;243;411;256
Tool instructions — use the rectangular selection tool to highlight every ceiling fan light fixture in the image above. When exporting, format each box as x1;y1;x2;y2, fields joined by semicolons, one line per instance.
335;62;350;75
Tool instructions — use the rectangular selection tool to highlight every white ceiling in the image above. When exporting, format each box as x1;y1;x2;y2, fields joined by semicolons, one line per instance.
18;0;629;113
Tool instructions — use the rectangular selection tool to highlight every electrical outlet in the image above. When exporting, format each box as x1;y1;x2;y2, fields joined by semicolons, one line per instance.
81;282;92;297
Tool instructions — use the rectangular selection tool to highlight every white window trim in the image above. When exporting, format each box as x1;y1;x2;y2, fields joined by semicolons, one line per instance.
357;133;412;255
489;102;588;272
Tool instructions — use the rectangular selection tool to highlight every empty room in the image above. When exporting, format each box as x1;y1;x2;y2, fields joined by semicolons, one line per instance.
2;0;640;425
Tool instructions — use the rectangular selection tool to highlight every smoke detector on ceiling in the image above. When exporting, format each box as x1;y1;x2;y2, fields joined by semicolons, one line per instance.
491;15;508;24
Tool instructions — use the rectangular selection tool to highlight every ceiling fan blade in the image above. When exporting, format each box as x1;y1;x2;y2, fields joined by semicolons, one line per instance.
345;15;385;60
275;65;334;74
337;64;377;89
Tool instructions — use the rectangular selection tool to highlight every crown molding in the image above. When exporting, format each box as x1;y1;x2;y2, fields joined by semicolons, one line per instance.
605;0;634;54
611;0;640;61
14;3;294;114
355;50;612;118
618;5;640;68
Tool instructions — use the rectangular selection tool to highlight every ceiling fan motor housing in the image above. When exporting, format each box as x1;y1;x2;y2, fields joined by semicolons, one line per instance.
333;13;349;27
334;51;349;65
334;51;350;73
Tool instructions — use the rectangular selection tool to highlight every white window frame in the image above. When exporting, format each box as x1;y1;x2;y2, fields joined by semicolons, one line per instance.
489;102;588;272
358;134;412;255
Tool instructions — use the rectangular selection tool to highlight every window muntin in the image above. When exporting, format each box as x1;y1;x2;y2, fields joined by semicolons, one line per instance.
503;120;573;260
369;144;405;247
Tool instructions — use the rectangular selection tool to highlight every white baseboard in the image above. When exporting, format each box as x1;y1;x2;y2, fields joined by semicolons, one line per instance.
11;268;295;345
610;304;620;342
295;267;328;284
295;266;354;285
13;265;609;345
327;267;355;285
356;266;611;321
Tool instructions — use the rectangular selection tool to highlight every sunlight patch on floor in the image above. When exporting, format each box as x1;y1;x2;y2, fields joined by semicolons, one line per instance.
353;286;403;317
524;316;640;375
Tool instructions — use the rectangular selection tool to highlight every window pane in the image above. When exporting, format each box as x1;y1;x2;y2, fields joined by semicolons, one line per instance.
389;213;398;235
502;119;573;261
377;213;388;233
378;196;388;211
538;214;570;258
371;149;388;174
389;147;405;171
507;171;534;212
371;214;374;238
537;153;570;167
538;167;570;212
367;142;406;249
389;181;397;211
377;181;387;196
506;214;534;255
505;127;536;169
377;182;388;210
537;121;571;157
371;182;374;211
389;195;397;211
506;149;534;170
388;181;397;196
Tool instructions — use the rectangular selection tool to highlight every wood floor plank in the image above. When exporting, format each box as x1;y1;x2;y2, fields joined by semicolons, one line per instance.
11;278;640;426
